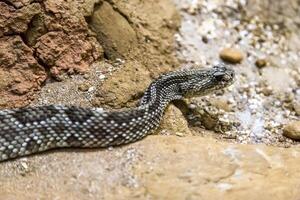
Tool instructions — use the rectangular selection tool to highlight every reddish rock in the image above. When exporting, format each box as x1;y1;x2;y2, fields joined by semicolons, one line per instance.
0;0;103;106
35;31;103;77
5;0;35;8
0;36;46;108
0;2;41;36
26;0;104;77
43;0;88;33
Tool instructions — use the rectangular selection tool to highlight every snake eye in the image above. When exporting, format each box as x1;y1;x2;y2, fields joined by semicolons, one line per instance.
214;72;226;81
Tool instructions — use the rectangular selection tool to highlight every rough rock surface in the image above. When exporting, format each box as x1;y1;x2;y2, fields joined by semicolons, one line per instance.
90;0;181;107
0;2;41;36
93;60;151;108
5;0;36;8
159;104;192;136
34;0;103;77
0;0;103;107
1;136;300;200
0;0;179;108
35;31;102;76
0;36;46;108
0;1;46;109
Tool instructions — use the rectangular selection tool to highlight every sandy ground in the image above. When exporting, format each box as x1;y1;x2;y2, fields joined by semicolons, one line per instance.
1;136;300;200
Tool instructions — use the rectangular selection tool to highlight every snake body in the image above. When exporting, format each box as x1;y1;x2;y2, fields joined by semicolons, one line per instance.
0;65;234;162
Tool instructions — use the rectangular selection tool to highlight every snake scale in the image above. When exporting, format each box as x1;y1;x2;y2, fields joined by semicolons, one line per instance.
0;64;234;162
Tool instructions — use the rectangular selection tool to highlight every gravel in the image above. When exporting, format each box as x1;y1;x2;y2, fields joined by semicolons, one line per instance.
174;0;300;147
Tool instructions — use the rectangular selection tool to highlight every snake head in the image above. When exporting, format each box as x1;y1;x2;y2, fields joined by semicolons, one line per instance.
180;64;235;97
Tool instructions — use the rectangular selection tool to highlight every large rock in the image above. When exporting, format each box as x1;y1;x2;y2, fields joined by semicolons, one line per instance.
0;136;299;199
90;0;180;109
35;0;103;77
35;31;102;77
0;2;41;37
0;36;46;108
109;0;180;75
0;0;180;108
0;0;103;107
93;60;151;108
89;1;138;59
159;104;192;136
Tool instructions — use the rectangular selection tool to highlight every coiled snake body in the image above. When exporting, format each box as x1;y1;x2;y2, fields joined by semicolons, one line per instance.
0;65;234;162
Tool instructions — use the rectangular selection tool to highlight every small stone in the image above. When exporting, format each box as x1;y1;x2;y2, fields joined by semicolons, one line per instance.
201;114;218;130
210;98;232;112
99;74;106;80
159;104;192;136
219;48;243;64
175;132;184;137
21;162;28;170
83;74;90;79
293;101;300;116
88;86;95;92
261;86;273;96
283;121;300;140
78;83;90;92
202;35;208;43
223;133;237;139
282;92;294;103
255;58;267;68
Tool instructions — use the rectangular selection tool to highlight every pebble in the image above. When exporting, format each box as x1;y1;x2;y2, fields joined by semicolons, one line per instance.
210;98;232;112
99;74;106;80
201;114;218;130
255;58;267;68
260;86;273;96
202;35;209;43
78;83;90;92
293;101;300;116
283;121;300;140
175;132;184;137
219;48;243;63
83;74;90;79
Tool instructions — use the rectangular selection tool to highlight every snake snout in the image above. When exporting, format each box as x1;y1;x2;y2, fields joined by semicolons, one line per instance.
225;68;235;82
213;66;234;81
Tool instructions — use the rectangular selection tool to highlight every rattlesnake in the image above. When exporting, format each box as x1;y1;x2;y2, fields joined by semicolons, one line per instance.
0;64;234;162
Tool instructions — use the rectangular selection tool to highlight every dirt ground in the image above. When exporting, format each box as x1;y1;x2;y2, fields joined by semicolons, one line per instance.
1;136;300;200
0;0;300;199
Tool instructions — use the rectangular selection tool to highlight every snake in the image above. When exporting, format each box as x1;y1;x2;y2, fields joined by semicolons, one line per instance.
0;64;234;162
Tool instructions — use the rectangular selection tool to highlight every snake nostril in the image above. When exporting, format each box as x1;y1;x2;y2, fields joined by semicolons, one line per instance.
230;70;235;78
